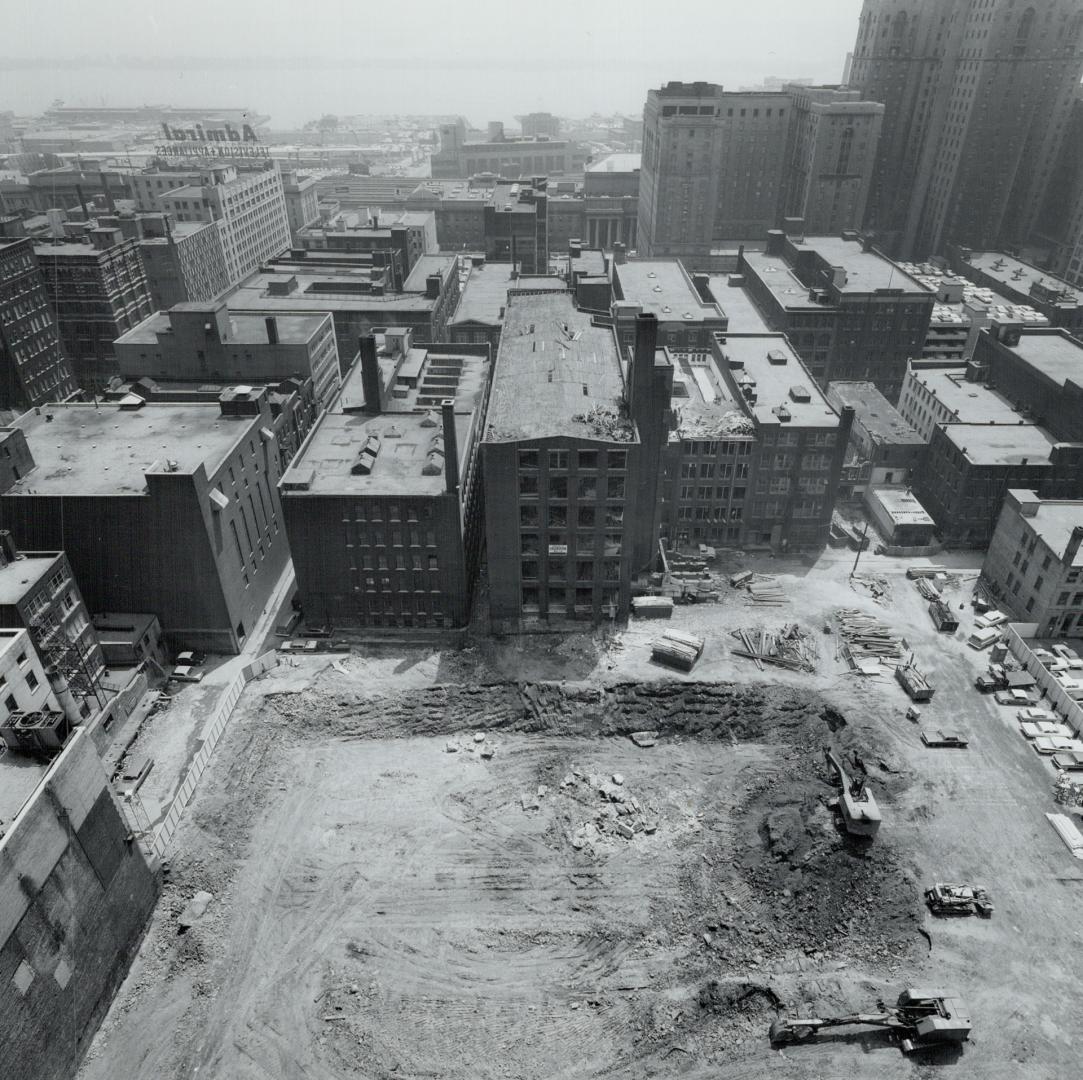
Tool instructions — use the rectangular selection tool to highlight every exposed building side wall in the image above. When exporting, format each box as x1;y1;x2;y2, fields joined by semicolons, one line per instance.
0;729;160;1080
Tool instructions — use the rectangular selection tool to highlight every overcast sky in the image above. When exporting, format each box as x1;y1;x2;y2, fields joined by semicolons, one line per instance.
3;0;865;126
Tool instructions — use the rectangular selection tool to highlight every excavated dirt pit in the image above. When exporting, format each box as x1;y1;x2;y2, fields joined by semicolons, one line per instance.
81;678;929;1080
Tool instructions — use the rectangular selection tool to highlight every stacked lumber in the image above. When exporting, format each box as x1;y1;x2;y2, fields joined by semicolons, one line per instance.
914;577;941;600
730;623;816;673
835;608;904;669
737;574;787;605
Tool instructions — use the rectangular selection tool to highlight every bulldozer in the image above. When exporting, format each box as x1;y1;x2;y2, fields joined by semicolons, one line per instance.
769;988;972;1054
924;882;994;918
823;747;881;838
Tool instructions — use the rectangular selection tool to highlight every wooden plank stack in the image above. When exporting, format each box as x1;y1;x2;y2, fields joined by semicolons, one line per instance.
730;623;815;673
835;608;904;667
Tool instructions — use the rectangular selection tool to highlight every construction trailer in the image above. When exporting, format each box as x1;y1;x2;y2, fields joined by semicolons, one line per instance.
895;660;935;702
928;597;959;632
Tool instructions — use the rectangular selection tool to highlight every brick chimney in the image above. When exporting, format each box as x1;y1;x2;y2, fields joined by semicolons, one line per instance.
441;399;459;496
1066;525;1083;566
360;335;381;415
265;316;278;345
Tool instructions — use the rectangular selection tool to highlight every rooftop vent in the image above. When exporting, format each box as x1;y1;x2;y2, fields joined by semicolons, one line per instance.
772;405;792;422
789;384;811;403
767;349;788;365
351;434;381;475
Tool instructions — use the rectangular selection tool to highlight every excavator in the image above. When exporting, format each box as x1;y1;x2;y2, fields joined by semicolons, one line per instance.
770;988;972;1054
823;747;881;838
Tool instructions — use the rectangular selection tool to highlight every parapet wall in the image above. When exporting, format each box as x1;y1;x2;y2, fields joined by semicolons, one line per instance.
0;728;160;1080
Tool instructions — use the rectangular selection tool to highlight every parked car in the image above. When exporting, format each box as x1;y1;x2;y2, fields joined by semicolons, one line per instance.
921;729;970;748
968;627;1002;650
171;664;204;683
175;649;206;667
1018;707;1059;723
1052;644;1080;662
1052;750;1083;772
1032;735;1083;755
975;672;1005;693
994;689;1037;707
975;610;1009;629
278;639;321;653
1019;721;1073;740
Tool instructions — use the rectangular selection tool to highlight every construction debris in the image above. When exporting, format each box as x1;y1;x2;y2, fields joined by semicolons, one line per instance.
563;767;658;849
730;624;817;673
850;573;892;604
1053;774;1083;808
629;730;659;748
570;404;635;441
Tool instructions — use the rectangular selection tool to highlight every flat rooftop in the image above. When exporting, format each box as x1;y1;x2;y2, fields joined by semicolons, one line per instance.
586;153;641;173
908;370;1027;425
32;240;116;258
827;381;924;446
789;236;928;294
868;486;935;527
228;270;442;314
615;261;722;323
301;210;434;236
669;352;753;441
964;252;1081;308
484;293;631;444
719;335;839;428
452;264;564;327
1008;491;1083;566
1002;330;1083;389
115;308;329;347
941;421;1056;467
0;552;56;606
7;403;253;495
403;254;457;292
707;278;769;333
282;346;488;497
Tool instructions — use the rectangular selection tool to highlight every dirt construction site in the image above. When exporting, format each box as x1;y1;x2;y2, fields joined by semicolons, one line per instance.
78;550;1083;1080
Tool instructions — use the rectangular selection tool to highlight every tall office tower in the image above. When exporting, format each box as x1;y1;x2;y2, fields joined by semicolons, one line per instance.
848;0;1083;259
784;87;884;236
637;82;883;257
0;239;78;410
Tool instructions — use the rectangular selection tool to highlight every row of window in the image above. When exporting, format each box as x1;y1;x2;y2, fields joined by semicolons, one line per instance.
520;449;626;472
519;475;626;500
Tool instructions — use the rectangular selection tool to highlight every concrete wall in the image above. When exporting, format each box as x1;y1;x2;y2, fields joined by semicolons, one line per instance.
0;728;160;1080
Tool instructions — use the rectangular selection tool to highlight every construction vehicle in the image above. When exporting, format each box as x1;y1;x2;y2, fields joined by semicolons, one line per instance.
823;747;881;838
895;658;934;702
769;988;971;1054
924;883;994;918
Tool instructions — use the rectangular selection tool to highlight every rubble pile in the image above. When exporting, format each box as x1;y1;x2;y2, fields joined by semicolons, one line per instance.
555;768;659;848
1053;774;1083;807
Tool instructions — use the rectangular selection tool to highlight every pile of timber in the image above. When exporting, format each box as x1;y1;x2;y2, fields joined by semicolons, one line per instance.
730;623;816;673
835;608;905;666
914;576;941;600
732;573;788;604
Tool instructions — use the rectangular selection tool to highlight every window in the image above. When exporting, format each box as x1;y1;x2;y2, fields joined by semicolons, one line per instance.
578;477;598;499
25;671;38;691
520;506;539;526
16;651;26;665
4;693;15;712
518;450;539;470
521;560;538;580
548;450;569;470
578;450;598;470
607;477;625;499
607;451;627;471
578;506;596;527
550;477;568;500
428;555;439;570
519;474;539;496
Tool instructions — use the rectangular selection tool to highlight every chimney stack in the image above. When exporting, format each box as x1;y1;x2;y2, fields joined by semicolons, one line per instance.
360;335;381;415
630;312;658;417
1067;525;1083;566
425;274;442;300
613;241;627;265
265;316;279;345
441;399;459;496
45;664;83;726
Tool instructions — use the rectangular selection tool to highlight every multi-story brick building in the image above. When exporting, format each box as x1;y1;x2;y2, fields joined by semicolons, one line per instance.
660;333;851;550
130;215;230;310
280;171;320;246
983;489;1083;637
449;261;566;353
296;207;436;284
739;230;933;402
0;238;77;410
280;333;490;630
34;229;154;393
431;120;588;179
482;295;670;631
0;393;290;653
483;180;549;275
113;300;340;412
0;536;104;717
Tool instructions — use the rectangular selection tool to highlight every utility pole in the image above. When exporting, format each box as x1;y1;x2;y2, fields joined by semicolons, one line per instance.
849;521;870;579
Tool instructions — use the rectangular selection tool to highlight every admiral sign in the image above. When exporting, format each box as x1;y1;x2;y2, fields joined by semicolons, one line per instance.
156;121;267;160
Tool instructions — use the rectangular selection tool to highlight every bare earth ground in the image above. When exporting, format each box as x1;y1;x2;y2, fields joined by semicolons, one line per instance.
79;550;1083;1079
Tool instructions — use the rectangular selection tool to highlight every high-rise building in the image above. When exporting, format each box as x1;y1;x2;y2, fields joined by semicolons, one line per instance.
637;82;882;256
848;0;1083;259
0;238;78;411
156;163;290;287
280;171;320;246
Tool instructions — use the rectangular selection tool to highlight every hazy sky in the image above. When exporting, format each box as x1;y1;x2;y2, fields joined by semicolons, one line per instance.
3;0;864;127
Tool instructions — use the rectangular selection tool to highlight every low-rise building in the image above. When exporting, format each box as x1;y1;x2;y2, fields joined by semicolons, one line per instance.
948;249;1083;336
297;207;436;284
825;380;925;497
863;486;936;548
482;295;670;631
0;393;291;653
449;261;565;352
280;332;490;630
226;251;460;368
431;120;588;179
113;301;340;413
896;363;1029;442
739;230;933;402
983;489;1083;637
0;627;63;729
483;180;549;275
91;612;168;669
